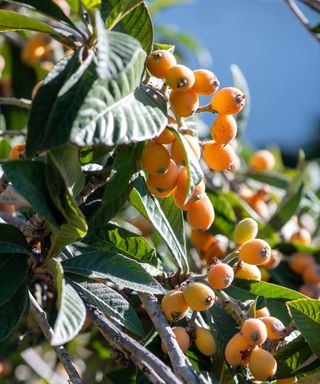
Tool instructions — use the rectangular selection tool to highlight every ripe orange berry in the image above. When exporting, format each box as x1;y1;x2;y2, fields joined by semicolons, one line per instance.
207;263;234;289
192;69;219;96
194;327;217;356
235;262;262;281
147;159;179;195
182;282;215;311
249;347;277;381
303;264;320;284
203;237;227;264
249;149;275;172
166;64;195;92
155;117;177;144
241;318;268;346
190;230;213;251
262;250;283;270
251;199;269;220
169;90;199;117
225;332;251;367
187;193;215;231
289;228;311;246
233;218;258;246
211;87;246;115
210;114;237;144
161;326;190;354
142;141;170;175
146;50;177;79
288;252;315;274
203;141;235;172
171;134;201;166
161;290;189;322
255;306;270;318
146;182;174;198
260;316;285;340
239;239;271;266
21;33;52;66
8;143;26;160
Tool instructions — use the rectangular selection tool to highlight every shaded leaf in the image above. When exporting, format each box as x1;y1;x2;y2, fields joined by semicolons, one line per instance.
0;10;56;33
0;224;30;254
244;170;290;190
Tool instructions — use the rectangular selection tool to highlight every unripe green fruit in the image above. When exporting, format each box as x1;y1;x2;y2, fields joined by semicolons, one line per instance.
234;218;258;245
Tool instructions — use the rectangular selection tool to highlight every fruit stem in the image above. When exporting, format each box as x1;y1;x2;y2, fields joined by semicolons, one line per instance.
188;310;198;326
215;290;247;325
196;103;217;114
222;250;239;264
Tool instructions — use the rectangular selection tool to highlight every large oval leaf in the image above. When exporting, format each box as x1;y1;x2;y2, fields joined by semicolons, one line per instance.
62;251;164;294
0;10;56;33
73;281;144;336
0;224;30;254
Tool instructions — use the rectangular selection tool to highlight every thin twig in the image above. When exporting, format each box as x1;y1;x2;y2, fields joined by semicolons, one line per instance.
0;130;27;137
0;97;32;109
139;293;200;384
29;293;83;384
84;300;182;384
285;0;320;42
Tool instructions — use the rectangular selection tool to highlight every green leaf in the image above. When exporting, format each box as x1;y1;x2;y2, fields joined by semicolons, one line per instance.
73;281;144;336
0;284;28;342
95;9;110;80
105;0;144;31
27;52;81;157
3;160;59;226
244;170;290;190
47;143;85;196
287;299;320;358
167;129;203;202
0;140;10;160
0;254;28;306
81;0;101;9
0;224;30;254
130;175;187;271
275;335;318;378
62;251;164;294
0;10;56;33
230;64;250;135
310;24;320;33
84;222;157;266
51;281;86;346
102;1;153;54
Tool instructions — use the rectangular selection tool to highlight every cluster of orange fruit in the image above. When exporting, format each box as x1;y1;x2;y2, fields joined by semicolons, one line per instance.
142;49;247;230
159;218;300;382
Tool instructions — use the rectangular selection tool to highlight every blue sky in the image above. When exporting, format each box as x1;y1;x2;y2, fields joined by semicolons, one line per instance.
153;0;320;154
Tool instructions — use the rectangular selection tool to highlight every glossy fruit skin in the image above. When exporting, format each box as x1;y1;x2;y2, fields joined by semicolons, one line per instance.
8;143;26;160
249;149;275;171
171;134;201;166
210;114;237;144
21;33;52;65
203;237;227;264
241;318;268;346
161;327;190;354
289;228;311;246
142;141;170;175
288;252;315;274
262;249;283;270
235;262;262;281
192;69;219;96
146;50;177;79
169;90;199;117
303;264;320;284
255;306;270;318
225;332;250;367
234;218;258;246
249;347;277;381
161;290;189;322
203;141;235;172
207;263;234;289
155;117;177;144
190;229;213;250
183;282;215;311
260;316;285;340
239;239;272;266
147;159;179;194
195;327;217;356
166;64;195;92
187;193;215;231
211;87;246;115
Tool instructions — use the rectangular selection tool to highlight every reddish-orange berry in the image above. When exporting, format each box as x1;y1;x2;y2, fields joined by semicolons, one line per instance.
303;264;320;284
262;250;283;270
249;149;275;172
161;290;189;322
166;64;195;92
210;114;237;144
288;252;315;274
239;239;271;266
211;87;246;115
203;141;236;172
147;159;179;195
142;141;170;175
146;50;177;79
235;262;262;281
171;134;201;165
169;90;199;117
260;316;285;340
249;347;277;381
190;229;213;251
225;332;251;367
289;228;311;246
203;236;227;264
241;318;268;346
21;33;52;65
183;282;215;311
187;193;215;230
207;263;234;289
255;306;270;318
8;143;26;160
155;117;177;144
192;69;219;96
161;326;190;354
